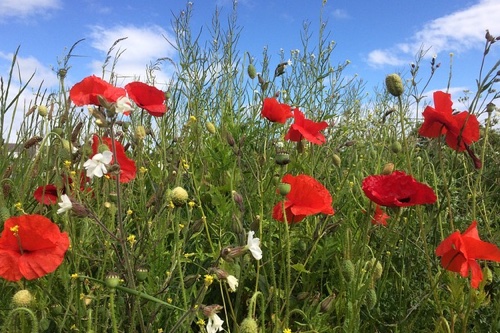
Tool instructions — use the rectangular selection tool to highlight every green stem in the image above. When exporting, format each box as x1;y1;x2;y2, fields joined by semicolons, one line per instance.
109;290;119;333
4;307;39;333
397;95;413;174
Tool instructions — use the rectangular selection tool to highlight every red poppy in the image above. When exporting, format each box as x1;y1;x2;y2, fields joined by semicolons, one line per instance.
125;81;167;117
272;174;334;224
33;184;59;205
362;171;437;207
284;109;328;145
261;98;293;124
418;91;480;151
0;214;70;281
70;75;126;106
371;205;390;226
436;221;500;288
91;135;136;183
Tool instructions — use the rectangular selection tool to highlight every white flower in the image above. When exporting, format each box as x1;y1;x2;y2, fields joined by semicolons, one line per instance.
207;313;224;333
226;275;239;292
115;96;133;114
247;231;262;260
83;150;113;178
287;59;292;66
57;194;73;214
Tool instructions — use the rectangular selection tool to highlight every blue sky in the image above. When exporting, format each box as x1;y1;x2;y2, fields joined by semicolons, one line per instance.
1;0;500;139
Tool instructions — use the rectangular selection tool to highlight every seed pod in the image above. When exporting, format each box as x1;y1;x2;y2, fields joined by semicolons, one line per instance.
381;162;394;175
205;122;216;134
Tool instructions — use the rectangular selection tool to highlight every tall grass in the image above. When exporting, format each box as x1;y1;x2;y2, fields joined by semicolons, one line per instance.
1;2;500;333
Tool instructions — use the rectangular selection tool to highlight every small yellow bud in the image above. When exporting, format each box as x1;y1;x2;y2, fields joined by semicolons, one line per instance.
205;122;217;134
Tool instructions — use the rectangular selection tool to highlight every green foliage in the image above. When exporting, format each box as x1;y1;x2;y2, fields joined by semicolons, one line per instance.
1;2;500;333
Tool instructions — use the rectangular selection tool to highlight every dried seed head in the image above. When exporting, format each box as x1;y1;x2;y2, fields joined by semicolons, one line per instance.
23;136;43;149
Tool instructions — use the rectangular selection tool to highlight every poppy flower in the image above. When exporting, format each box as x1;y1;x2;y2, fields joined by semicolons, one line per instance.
284;109;328;145
436;221;500;288
0;214;70;281
70;75;126;106
371;205;390;226
125;81;167;117
272;174;334;224
362;171;437;207
418;91;479;152
261;98;293;124
91;135;136;183
33;184;59;205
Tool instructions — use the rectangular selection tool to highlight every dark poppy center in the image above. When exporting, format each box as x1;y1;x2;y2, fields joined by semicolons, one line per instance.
398;197;411;203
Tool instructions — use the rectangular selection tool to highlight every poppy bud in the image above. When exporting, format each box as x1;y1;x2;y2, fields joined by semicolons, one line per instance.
105;272;121;288
275;152;290;166
232;191;244;212
240;317;259;333
278;183;291;196
52;127;64;136
365;288;377;310
247;64;257;79
390;141;402;154
170;187;189;207
381;163;395;175
332;154;341;168
38;105;48;117
135;125;147;141
205;122;217;134
51;304;63;316
341;259;355;282
12;289;34;307
226;131;235;147
385;74;404;97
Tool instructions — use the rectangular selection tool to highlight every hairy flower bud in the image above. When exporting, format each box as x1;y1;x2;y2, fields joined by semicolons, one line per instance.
365;288;377;310
391;141;402;154
381;163;395;175
332;154;341;168
385;74;404;97
240;317;259;333
171;187;189;207
247;64;257;79
38;105;48;117
12;289;34;307
205;121;217;134
341;259;355;282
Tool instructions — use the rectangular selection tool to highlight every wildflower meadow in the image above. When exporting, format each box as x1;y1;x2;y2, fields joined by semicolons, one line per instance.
1;3;500;333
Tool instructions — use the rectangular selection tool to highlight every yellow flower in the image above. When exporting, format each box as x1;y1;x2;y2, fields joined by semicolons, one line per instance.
127;234;137;246
188;201;196;208
139;166;148;174
204;274;214;286
196;319;206;327
283;329;292;333
71;273;79;279
127;209;133;215
64;160;72;168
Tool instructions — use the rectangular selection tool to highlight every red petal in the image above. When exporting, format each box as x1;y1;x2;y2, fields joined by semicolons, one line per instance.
125;82;167;117
33;184;59;205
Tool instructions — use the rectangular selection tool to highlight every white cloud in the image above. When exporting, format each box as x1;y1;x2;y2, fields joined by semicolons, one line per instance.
0;0;61;19
88;25;177;86
0;51;59;142
332;9;350;20
366;0;500;68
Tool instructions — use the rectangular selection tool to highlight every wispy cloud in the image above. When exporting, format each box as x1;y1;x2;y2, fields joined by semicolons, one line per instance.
366;0;500;68
0;51;59;141
0;0;61;20
88;25;177;86
331;9;350;20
